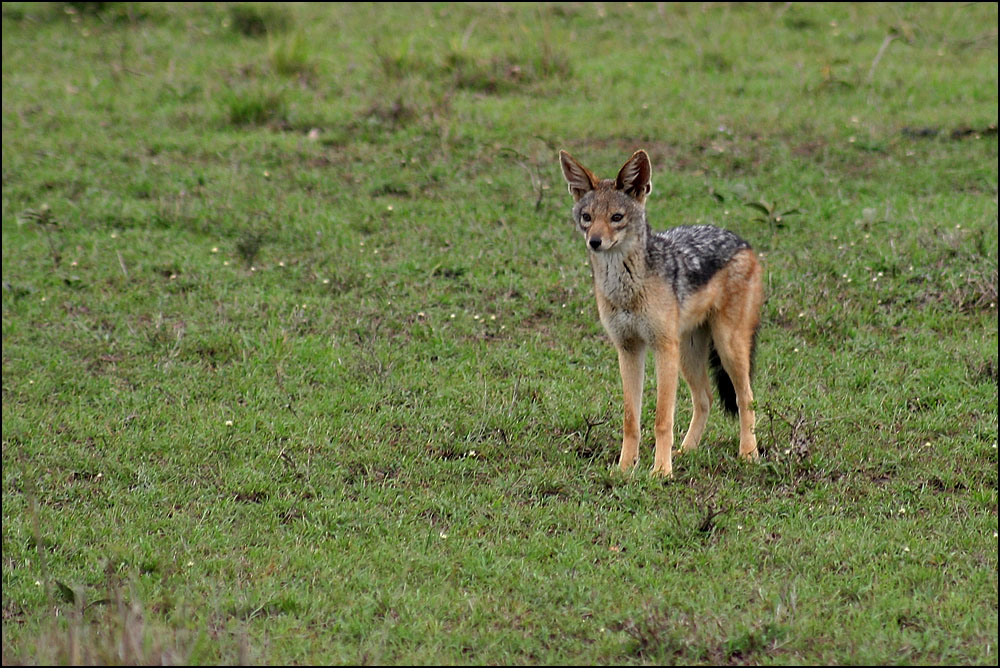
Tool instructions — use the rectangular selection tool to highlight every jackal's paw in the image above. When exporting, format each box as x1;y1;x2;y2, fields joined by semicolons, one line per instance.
739;448;760;461
650;465;673;479
617;458;638;473
677;440;700;454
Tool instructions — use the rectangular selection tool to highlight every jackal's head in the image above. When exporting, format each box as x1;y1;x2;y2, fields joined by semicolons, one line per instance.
559;149;652;253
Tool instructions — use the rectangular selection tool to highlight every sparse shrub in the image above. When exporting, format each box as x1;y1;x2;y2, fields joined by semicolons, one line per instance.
223;88;287;127
269;31;315;77
373;36;423;79
229;3;291;38
4;594;199;665
236;229;266;267
444;47;571;93
65;1;112;13
62;1;158;23
20;205;62;266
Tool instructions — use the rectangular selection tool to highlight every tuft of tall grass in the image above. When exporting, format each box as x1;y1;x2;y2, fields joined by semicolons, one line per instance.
222;87;287;127
268;31;315;78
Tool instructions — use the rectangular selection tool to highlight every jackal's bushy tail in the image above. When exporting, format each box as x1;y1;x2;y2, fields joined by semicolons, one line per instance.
708;328;759;416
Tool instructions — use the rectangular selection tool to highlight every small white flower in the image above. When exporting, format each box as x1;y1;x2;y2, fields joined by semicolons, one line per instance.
439;531;448;539
225;420;234;427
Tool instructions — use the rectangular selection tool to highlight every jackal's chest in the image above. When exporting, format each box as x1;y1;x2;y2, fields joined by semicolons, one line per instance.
597;300;653;342
593;283;674;349
589;252;675;345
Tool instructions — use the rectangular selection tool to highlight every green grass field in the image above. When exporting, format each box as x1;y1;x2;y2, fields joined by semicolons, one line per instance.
2;2;997;664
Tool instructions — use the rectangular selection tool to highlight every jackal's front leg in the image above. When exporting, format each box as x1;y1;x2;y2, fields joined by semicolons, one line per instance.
616;345;645;472
652;340;680;477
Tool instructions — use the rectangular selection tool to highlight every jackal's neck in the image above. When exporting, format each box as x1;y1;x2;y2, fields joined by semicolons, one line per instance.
588;226;650;308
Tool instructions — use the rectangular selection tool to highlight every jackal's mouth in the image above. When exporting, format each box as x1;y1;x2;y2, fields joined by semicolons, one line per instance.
588;239;618;252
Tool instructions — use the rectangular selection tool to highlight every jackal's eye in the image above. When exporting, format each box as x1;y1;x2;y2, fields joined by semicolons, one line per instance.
611;213;624;223
581;212;592;223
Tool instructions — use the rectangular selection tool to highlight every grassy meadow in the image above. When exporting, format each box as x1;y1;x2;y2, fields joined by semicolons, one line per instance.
2;2;997;664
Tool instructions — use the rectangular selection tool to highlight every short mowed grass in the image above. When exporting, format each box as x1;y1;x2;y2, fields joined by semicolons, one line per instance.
2;2;997;664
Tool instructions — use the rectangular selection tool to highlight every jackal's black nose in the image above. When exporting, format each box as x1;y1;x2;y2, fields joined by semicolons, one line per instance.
589;237;602;250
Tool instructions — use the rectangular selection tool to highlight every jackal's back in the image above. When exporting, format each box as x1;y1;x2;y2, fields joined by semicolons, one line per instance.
646;225;752;302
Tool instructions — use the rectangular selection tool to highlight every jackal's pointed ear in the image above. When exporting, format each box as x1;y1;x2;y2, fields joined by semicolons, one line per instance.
615;150;652;203
559;150;599;202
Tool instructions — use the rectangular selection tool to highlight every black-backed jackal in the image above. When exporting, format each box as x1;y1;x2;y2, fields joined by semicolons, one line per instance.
559;149;764;477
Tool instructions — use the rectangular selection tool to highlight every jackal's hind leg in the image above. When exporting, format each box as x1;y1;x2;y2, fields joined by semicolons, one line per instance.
678;326;712;454
711;330;758;460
